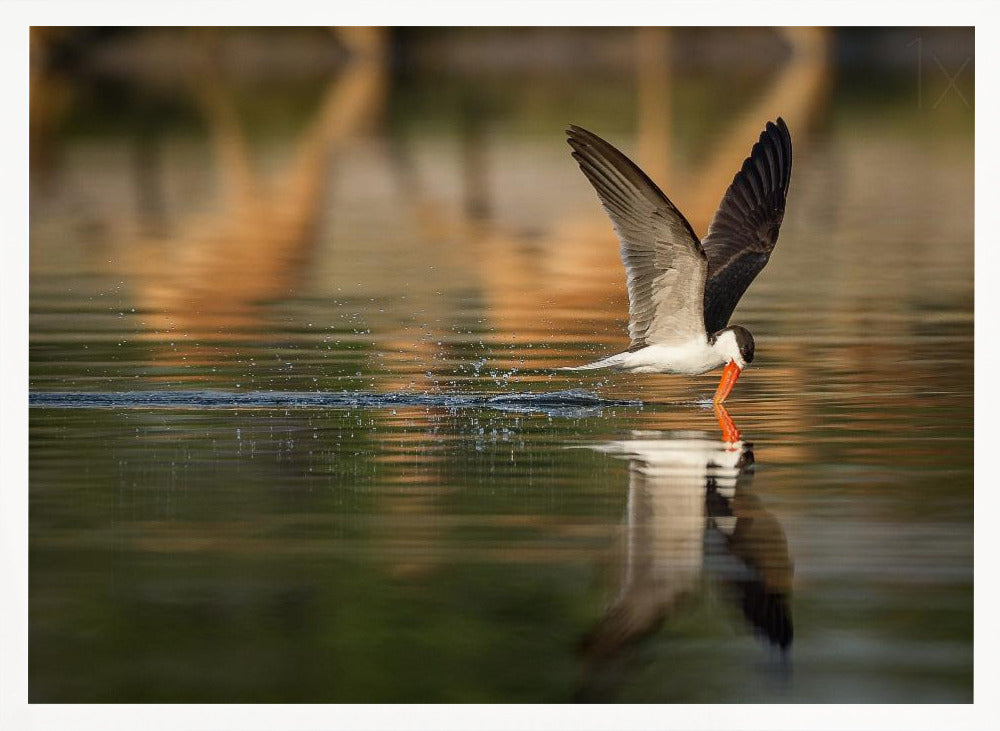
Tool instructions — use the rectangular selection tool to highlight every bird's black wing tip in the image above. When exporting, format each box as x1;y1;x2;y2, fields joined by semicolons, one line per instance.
772;116;791;144
566;124;596;143
758;117;792;161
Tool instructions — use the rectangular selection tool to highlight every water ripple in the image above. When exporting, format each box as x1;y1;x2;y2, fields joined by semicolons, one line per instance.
29;388;642;416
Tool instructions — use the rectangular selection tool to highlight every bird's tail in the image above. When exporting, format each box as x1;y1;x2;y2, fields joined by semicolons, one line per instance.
556;353;627;372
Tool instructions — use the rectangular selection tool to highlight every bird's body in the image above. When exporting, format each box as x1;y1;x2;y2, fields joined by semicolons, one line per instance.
563;119;792;402
567;331;741;376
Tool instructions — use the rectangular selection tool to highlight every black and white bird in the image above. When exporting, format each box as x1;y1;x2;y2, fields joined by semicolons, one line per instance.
562;118;793;403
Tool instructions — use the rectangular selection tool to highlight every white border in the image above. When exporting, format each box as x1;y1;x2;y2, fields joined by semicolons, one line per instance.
2;2;993;730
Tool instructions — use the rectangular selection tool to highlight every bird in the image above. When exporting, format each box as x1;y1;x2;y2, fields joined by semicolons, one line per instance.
561;118;792;403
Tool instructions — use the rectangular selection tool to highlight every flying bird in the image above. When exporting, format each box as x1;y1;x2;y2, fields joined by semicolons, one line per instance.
562;118;792;403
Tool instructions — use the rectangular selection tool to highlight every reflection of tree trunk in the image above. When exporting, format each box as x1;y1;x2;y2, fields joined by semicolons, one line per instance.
30;28;73;192
129;28;388;365
681;27;831;234
278;27;387;234
460;92;491;221
636;27;672;187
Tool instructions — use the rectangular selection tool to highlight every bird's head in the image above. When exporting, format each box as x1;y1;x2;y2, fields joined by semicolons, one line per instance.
711;326;755;370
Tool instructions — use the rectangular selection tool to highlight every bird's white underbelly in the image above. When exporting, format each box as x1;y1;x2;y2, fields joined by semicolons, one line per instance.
617;340;723;375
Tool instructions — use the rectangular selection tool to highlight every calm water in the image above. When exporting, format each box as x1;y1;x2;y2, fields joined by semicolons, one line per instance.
29;28;973;702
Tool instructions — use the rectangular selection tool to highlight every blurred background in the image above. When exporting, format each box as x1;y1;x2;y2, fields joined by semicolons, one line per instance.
29;26;973;391
29;27;973;703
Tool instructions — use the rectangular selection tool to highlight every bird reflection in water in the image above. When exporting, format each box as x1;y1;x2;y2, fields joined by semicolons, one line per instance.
578;405;792;697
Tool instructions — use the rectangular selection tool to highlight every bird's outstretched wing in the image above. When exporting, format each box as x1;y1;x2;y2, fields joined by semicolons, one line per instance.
567;125;708;350
701;118;792;334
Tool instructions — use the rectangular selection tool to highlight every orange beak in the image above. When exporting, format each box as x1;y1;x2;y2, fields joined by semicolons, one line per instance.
712;361;742;404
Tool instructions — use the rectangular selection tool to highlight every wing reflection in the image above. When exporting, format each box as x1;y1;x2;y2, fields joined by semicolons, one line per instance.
582;423;793;666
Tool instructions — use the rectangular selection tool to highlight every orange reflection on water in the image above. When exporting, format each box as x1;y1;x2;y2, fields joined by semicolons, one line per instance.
125;28;388;373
